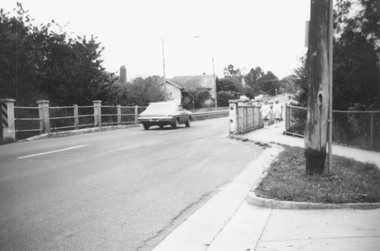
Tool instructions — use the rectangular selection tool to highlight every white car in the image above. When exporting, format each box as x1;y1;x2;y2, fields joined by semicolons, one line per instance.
137;102;193;130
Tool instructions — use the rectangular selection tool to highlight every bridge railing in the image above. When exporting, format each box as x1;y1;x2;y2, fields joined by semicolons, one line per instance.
228;100;282;134
0;99;228;141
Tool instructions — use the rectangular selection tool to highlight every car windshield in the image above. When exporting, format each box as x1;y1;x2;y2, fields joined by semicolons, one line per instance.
145;103;177;113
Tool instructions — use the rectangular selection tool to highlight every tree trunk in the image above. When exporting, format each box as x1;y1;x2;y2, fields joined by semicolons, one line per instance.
305;0;331;175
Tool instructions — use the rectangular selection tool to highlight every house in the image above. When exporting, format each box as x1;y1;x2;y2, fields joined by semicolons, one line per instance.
159;79;184;104
159;74;216;106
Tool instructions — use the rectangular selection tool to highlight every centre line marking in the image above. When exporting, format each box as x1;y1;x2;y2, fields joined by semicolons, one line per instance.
18;145;88;159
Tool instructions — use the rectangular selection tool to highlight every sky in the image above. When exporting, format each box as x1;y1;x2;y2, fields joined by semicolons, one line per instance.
2;0;310;80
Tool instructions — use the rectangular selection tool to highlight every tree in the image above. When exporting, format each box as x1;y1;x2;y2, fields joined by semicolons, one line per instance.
279;75;297;94
217;91;238;107
294;56;309;107
295;0;380;110
0;4;119;106
223;64;241;77
244;67;264;89
0;6;46;105
333;0;380;110
125;76;164;106
216;77;238;93
255;71;280;96
184;89;211;109
39;35;114;105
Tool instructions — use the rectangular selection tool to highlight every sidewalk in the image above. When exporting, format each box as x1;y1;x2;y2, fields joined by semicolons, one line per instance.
153;122;380;251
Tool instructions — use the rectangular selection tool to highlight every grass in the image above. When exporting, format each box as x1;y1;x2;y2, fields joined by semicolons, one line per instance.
255;145;380;204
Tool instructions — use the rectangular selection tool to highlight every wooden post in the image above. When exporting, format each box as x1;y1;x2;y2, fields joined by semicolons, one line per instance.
305;0;331;175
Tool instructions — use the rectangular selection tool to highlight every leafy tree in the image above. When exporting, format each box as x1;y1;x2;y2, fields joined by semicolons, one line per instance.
223;64;241;77
0;3;119;106
215;76;241;105
0;5;46;105
39;35;114;105
216;77;238;93
244;67;265;89
294;0;380;110
125;76;164;106
184;89;211;109
279;75;297;94
217;91;239;107
293;56;309;107
255;71;280;96
333;0;380;110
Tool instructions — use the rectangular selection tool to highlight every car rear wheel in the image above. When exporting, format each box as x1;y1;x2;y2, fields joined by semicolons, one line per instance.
172;118;179;129
143;124;150;130
185;119;190;127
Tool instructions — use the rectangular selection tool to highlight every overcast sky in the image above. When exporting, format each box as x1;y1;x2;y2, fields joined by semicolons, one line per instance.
3;0;310;80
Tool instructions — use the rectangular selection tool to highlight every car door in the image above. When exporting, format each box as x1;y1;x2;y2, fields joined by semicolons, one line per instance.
177;105;185;123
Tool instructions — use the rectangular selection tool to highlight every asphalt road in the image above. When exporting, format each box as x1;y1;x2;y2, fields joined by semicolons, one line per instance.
0;117;263;250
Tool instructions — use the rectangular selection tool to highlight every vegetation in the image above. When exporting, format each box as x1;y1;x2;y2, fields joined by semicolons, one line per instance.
217;64;287;105
0;5;117;106
288;0;380;155
255;145;380;204
294;0;380;110
0;4;164;107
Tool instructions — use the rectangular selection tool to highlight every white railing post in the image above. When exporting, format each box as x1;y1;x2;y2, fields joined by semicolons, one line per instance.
73;104;79;129
93;100;102;128
135;105;138;124
117;105;121;125
285;104;290;131
0;98;16;140
229;101;238;134
37;100;50;134
370;112;374;149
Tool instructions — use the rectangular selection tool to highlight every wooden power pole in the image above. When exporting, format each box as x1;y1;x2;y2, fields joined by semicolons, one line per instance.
305;0;332;175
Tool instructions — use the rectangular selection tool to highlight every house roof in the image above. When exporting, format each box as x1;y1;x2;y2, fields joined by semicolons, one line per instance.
169;75;215;90
159;79;184;90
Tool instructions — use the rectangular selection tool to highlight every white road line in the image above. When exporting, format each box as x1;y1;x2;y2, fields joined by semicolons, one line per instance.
18;145;88;159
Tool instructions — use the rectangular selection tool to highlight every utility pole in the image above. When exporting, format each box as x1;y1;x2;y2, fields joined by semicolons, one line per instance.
304;0;332;175
328;0;333;174
161;38;166;79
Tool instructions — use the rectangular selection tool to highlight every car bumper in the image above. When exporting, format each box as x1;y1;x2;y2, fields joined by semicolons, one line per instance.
138;117;175;126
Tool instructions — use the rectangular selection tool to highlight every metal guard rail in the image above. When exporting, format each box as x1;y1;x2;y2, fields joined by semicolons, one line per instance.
191;110;229;121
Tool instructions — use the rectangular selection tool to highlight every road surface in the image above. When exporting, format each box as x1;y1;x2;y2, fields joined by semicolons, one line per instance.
0;117;263;250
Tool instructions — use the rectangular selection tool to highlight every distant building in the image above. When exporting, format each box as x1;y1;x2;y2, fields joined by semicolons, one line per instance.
120;65;127;84
159;75;216;106
159;80;184;104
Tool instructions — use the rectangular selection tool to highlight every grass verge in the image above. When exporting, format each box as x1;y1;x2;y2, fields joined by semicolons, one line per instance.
255;145;380;204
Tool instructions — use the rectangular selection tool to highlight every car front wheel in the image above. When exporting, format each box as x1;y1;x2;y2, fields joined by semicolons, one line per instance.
143;124;150;130
185;119;190;127
172;118;179;129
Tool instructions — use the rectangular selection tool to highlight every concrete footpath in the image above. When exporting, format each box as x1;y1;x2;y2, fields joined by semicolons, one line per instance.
153;122;380;251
